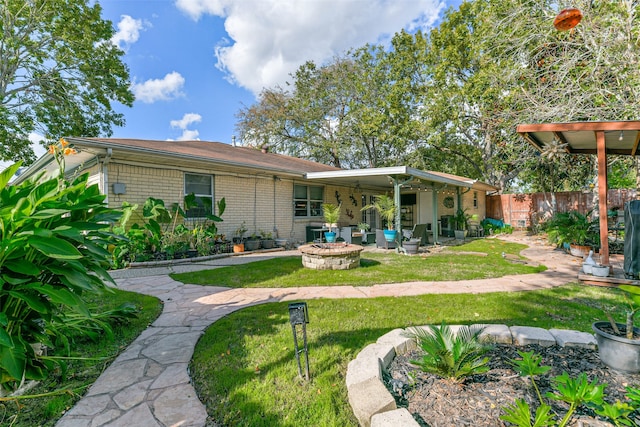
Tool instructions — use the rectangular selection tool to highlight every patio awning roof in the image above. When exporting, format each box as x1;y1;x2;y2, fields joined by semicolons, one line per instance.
517;120;640;156
305;166;497;191
517;120;640;268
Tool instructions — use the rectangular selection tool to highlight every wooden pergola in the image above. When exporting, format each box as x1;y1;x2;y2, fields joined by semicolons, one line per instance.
517;120;640;267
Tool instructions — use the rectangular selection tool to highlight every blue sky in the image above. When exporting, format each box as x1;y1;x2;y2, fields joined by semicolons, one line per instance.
95;0;463;145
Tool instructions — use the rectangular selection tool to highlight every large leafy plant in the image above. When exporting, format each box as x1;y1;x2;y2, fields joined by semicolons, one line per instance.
0;141;122;392
361;195;396;230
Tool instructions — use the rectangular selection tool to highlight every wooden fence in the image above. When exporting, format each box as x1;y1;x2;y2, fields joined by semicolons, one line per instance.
486;189;638;229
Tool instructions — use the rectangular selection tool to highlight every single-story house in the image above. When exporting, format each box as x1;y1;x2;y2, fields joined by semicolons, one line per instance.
14;138;498;245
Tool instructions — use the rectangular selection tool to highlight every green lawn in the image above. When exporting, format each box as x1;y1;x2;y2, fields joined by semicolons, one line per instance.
171;239;546;287
6;289;162;427
190;284;627;426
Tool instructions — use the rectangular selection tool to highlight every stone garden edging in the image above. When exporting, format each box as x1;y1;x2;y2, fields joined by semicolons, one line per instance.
346;324;597;427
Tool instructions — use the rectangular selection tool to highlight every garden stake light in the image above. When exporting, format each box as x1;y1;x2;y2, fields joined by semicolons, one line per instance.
288;302;310;381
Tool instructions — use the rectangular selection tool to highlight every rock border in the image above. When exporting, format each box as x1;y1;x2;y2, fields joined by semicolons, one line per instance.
345;324;597;427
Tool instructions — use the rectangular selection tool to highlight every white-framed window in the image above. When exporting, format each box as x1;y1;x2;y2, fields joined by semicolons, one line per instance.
294;184;323;217
185;173;214;218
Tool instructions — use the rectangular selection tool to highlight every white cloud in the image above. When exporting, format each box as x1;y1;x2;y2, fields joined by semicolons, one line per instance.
170;113;202;129
176;129;200;141
111;15;150;51
171;113;202;141
131;72;185;103
29;133;48;158
175;0;444;94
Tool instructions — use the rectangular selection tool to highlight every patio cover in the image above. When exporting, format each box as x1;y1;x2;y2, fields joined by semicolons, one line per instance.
517;120;640;266
306;166;497;245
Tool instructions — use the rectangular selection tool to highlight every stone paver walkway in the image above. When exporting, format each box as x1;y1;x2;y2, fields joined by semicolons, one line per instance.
56;235;587;427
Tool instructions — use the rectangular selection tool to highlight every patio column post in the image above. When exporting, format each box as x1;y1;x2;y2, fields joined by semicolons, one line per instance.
432;185;439;244
596;130;610;266
393;177;402;247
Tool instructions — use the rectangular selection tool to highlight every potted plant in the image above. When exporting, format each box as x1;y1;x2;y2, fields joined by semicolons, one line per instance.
322;203;341;243
593;285;640;372
453;208;471;240
245;232;262;251
403;237;421;255
362;195;397;242
357;222;370;235
544;211;598;258
260;230;275;249
233;222;247;253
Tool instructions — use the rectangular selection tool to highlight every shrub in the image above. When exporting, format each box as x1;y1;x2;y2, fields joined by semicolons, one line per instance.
0;141;123;392
403;323;493;382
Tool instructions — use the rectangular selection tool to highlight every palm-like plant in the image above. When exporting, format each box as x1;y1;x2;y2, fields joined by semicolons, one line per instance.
322;203;341;233
361;195;396;230
404;323;493;382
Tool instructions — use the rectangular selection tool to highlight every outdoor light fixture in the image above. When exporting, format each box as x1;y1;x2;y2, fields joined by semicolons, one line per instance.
288;302;310;380
619;131;624;141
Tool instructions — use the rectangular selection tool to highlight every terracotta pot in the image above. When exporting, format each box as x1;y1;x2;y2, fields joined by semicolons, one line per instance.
569;244;590;258
233;243;244;253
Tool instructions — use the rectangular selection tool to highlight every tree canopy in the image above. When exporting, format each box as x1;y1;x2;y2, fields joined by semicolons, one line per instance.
236;0;640;192
0;0;134;164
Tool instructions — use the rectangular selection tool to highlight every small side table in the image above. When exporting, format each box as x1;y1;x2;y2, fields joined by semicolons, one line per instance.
312;228;327;243
363;232;376;244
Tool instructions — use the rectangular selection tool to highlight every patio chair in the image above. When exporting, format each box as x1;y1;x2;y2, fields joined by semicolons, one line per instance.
375;229;397;249
468;220;484;237
406;223;428;245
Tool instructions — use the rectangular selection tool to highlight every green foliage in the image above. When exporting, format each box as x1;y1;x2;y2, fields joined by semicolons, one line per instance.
0;148;123;391
616;285;640;340
543;211;598;247
501;399;555;427
321;203;341;231
404;323;492;382
6;289;161;427
111;196;227;267
452;208;471;231
235;31;428;169
508;350;551;403
0;0;134;164
361;195;396;230
502;351;640;427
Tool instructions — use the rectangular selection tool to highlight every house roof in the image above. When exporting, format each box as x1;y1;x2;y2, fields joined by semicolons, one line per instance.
13;137;341;183
13;138;497;192
74;137;342;174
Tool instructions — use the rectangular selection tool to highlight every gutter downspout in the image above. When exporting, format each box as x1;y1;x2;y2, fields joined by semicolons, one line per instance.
102;148;112;206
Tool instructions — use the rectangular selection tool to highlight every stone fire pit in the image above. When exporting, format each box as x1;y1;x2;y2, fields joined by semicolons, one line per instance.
299;243;364;270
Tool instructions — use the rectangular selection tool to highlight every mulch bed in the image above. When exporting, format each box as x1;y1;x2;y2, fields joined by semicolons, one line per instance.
386;344;640;426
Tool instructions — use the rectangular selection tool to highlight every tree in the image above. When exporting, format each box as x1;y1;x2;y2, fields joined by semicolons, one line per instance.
236;31;428;168
0;0;134;164
486;0;640;192
418;0;640;191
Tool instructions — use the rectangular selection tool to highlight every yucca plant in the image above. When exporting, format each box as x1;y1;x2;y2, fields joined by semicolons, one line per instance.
404;322;493;382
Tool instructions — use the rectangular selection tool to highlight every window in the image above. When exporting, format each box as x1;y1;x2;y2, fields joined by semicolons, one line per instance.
185;173;213;218
294;184;323;217
473;191;478;209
